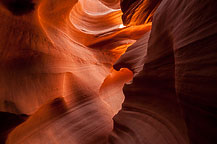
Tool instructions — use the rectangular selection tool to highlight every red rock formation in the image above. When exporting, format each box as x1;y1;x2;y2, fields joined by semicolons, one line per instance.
115;0;217;144
0;0;217;144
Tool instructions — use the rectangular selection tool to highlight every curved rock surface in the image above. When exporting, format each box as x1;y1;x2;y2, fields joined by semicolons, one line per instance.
0;0;216;144
115;0;217;144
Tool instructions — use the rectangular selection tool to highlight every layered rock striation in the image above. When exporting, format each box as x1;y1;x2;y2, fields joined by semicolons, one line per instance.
0;0;216;144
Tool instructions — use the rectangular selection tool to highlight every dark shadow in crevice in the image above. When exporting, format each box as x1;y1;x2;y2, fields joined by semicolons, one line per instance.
1;0;35;16
0;112;28;144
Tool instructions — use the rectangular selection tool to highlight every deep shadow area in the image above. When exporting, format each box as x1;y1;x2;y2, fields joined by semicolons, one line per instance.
1;0;35;16
0;112;28;144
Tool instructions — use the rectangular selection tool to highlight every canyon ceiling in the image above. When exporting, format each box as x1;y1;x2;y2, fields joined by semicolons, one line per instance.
0;0;217;144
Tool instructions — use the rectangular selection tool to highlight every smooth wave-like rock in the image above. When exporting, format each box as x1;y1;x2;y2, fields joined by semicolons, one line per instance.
0;0;217;144
115;0;217;144
120;0;162;26
0;0;134;115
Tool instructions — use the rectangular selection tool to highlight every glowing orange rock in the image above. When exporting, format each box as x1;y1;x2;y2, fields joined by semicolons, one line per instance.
0;0;217;144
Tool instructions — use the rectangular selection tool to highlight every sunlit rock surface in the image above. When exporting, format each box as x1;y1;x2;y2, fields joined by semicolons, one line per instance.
0;0;217;144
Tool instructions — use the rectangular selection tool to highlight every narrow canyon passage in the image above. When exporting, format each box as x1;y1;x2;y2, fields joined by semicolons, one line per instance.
0;0;217;144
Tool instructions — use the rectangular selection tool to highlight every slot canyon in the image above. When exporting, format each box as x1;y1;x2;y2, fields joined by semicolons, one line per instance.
0;0;217;144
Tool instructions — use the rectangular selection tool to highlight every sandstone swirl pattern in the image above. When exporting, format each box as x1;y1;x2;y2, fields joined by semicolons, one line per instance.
0;0;216;144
